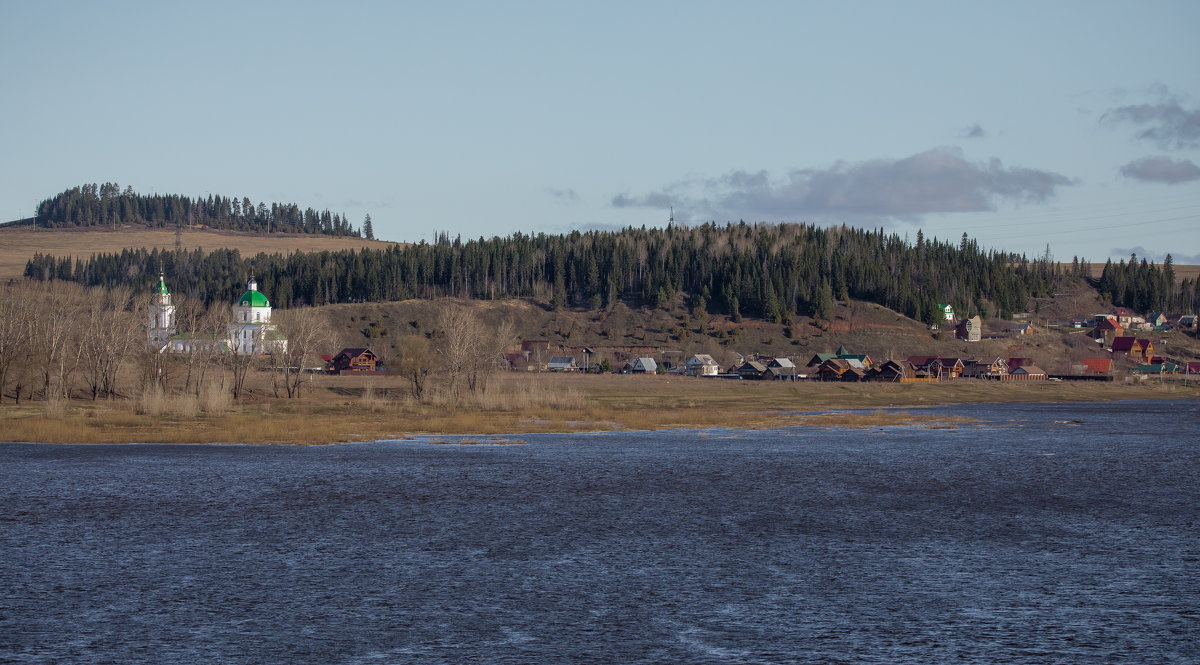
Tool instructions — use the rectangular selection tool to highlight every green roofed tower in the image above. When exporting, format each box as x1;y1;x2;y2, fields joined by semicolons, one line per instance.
148;271;176;350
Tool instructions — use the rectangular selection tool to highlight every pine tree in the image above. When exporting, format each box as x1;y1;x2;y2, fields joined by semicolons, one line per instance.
363;214;375;240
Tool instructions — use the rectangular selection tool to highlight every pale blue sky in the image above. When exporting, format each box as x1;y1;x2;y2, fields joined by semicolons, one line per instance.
3;1;1198;262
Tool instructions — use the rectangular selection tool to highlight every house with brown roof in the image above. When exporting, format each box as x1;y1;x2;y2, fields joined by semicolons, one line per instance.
734;360;768;380
867;360;915;382
1112;307;1135;327
930;358;965;379
961;358;1007;379
328;348;381;374
1092;317;1123;340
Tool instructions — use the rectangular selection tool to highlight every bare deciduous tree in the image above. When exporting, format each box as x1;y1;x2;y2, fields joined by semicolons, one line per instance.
77;287;142;400
436;306;516;396
271;308;333;398
394;335;431;400
0;284;34;403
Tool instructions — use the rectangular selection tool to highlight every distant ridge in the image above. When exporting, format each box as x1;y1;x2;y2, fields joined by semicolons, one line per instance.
33;183;364;238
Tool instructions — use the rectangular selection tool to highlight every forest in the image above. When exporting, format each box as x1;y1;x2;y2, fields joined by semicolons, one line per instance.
20;222;1115;324
1095;254;1197;315
31;183;366;237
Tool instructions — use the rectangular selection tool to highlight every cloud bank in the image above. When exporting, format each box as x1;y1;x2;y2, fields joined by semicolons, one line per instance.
1102;92;1200;150
1119;156;1200;184
612;147;1073;224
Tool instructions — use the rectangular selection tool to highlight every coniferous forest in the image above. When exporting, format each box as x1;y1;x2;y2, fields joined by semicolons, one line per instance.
32;183;361;237
22;222;1127;324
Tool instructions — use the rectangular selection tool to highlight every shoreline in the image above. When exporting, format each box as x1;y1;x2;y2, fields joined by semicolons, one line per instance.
2;378;1196;445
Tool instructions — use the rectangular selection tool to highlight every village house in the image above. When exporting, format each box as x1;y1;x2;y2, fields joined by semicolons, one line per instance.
626;357;658;374
1008;322;1036;336
955;315;982;342
816;357;868;381
1111;336;1154;363
546;356;579;372
1091;316;1123;341
327;348;381;374
930;357;965;379
763;358;798;381
936;304;956;322
1009;365;1048;380
960;358;1008;379
866;360;915;382
734;359;768;380
1112;307;1135;328
684;354;720;377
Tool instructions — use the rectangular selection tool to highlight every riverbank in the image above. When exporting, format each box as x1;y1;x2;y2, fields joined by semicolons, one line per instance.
2;374;1197;444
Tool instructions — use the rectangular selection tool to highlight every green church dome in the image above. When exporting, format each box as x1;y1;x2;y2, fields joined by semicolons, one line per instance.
239;290;270;307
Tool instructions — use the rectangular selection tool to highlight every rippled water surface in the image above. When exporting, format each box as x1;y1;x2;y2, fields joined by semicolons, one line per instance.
3;399;1199;664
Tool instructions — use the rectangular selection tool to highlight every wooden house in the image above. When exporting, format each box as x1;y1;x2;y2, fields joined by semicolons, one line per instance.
961;358;1007;378
1092;317;1123;340
764;358;798;381
1111;336;1154;363
867;360;914;382
1112;307;1135;327
328;348;381;374
936;304;956;322
930;357;965;379
735;360;768;380
806;352;837;368
840;366;867;382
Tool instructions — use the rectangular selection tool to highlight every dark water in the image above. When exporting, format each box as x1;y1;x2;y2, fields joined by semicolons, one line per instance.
2;400;1198;664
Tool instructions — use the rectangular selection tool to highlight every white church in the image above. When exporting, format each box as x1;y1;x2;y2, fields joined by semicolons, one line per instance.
149;274;287;355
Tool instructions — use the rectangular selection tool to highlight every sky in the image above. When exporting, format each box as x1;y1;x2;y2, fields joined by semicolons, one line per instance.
2;1;1199;263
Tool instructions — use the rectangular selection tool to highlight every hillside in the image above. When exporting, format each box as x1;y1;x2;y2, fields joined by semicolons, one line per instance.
319;290;1200;377
0;226;398;280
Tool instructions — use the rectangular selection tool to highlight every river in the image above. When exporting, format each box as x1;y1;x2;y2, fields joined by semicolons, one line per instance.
2;399;1197;664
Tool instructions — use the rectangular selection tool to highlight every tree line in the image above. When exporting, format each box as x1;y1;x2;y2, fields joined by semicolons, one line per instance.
1095;254;1199;315
33;183;363;237
25;222;1065;324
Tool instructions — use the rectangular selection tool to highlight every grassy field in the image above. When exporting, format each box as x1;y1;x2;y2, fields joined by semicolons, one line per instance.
0;227;400;279
2;372;1196;445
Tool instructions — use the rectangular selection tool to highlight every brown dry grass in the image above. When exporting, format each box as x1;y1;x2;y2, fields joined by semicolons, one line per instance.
3;371;1196;445
0;227;400;279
